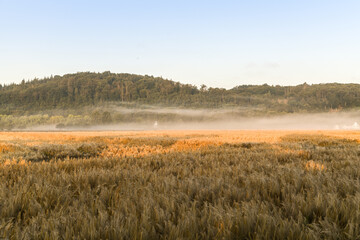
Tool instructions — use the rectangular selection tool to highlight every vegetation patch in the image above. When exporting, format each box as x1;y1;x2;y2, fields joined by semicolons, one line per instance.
119;137;178;147
1;131;360;239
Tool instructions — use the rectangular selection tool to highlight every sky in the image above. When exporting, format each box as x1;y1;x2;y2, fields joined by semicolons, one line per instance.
0;0;359;89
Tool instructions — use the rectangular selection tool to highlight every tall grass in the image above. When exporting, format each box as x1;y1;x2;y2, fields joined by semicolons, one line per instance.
0;133;360;239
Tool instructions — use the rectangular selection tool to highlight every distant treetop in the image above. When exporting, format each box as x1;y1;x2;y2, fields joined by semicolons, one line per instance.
0;71;359;114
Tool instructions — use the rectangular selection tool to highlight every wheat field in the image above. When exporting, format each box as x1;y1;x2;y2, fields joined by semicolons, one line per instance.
1;130;360;239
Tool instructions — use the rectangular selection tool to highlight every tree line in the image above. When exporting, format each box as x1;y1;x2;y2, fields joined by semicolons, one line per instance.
1;71;360;114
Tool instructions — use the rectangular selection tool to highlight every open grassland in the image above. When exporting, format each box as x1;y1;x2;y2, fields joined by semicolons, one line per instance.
1;130;360;239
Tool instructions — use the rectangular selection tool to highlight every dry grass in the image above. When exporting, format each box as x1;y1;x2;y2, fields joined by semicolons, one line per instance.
1;130;360;239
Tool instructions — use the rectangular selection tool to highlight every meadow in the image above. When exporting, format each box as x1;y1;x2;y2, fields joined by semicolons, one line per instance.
1;130;360;239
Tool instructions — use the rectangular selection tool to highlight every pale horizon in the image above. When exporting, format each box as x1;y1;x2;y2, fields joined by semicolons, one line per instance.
1;0;360;88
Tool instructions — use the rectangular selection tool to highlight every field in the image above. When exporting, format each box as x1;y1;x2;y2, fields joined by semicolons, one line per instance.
1;130;360;239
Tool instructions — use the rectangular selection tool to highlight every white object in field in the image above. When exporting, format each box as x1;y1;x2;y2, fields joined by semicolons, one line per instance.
337;122;360;130
153;121;158;128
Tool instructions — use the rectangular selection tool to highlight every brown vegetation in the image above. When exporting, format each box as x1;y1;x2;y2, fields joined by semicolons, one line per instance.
0;130;360;239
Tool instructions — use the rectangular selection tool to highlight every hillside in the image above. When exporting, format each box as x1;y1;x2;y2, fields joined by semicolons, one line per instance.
1;71;360;114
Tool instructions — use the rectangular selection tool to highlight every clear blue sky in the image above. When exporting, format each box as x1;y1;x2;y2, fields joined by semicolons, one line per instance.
1;0;359;88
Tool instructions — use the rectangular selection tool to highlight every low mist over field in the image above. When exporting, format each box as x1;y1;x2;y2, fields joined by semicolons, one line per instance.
21;110;360;131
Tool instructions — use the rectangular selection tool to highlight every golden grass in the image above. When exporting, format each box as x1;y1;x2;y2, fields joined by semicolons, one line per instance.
1;129;360;142
1;130;359;160
1;130;360;239
305;160;326;171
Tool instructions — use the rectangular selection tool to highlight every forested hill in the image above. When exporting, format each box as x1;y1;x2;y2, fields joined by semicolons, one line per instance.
1;71;360;114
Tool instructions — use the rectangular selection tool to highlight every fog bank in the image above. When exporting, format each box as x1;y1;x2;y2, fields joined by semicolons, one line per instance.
21;111;360;131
